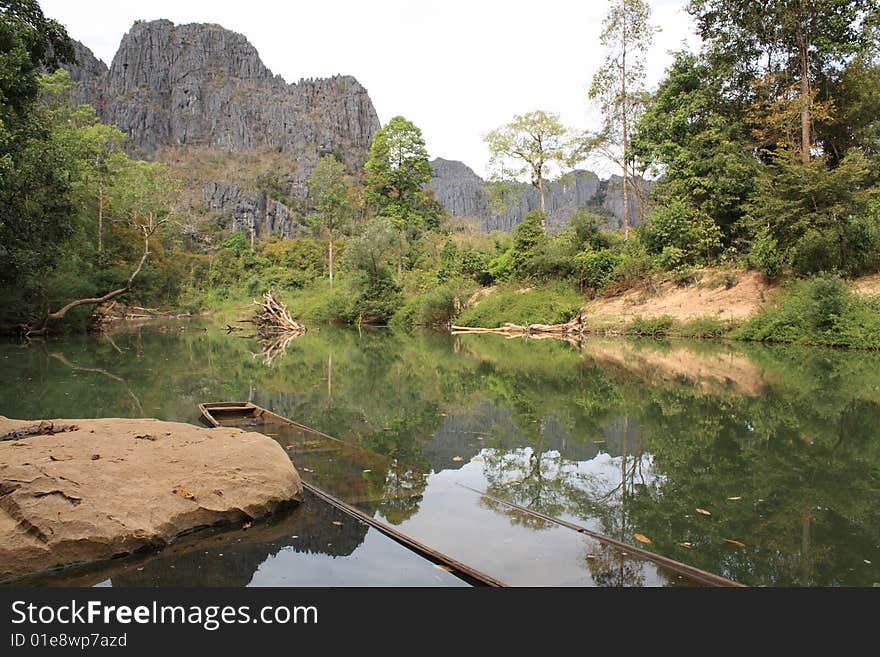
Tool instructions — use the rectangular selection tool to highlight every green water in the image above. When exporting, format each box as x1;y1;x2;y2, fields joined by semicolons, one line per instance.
1;324;879;586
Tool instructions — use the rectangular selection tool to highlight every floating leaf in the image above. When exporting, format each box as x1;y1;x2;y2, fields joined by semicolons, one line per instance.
727;496;742;501
634;534;652;545
471;455;483;462
679;542;694;549
724;539;746;548
452;456;463;462
696;508;712;516
172;487;196;501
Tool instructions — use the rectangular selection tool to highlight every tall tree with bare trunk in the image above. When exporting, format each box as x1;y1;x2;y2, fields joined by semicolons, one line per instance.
588;0;656;241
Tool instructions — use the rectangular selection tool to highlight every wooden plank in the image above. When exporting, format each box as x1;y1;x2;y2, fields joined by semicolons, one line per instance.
457;484;744;588
303;481;507;587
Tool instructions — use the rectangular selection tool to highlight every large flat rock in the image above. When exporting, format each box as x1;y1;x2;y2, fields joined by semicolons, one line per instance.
0;417;302;582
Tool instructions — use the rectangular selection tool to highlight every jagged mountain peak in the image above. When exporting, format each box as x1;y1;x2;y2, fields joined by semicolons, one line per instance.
65;19;380;171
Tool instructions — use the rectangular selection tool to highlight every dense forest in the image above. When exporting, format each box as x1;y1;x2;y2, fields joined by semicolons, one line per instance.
2;0;880;347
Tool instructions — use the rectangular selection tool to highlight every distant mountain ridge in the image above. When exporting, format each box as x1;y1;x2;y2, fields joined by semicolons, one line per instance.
427;158;652;233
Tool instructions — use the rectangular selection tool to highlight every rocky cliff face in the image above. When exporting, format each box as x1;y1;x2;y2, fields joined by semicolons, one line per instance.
64;41;108;110
100;21;378;170
64;19;380;238
427;158;652;234
202;182;308;240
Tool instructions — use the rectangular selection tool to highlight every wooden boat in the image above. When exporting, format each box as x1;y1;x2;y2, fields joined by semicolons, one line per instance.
198;401;336;440
199;401;286;427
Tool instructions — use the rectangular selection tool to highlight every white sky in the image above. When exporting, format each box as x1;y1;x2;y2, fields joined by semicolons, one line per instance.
40;0;701;178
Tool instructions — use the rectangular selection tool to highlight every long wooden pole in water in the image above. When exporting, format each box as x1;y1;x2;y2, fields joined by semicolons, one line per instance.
303;481;508;588
457;483;744;588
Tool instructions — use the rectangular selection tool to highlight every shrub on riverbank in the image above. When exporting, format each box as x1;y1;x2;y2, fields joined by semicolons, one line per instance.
626;315;674;337
390;278;478;330
735;275;880;349
456;285;583;328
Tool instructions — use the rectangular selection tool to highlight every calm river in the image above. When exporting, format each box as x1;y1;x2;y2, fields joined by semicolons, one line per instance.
1;324;878;587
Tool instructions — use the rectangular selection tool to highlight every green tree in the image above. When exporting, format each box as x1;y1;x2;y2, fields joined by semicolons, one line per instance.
40;69;128;255
364;116;433;277
343;217;402;325
308;154;353;288
632;51;760;242
0;0;75;290
745;149;879;275
588;0;656;239
344;217;397;280
688;0;879;164
484;110;572;224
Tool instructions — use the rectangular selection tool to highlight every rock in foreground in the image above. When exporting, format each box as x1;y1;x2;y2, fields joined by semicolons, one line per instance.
0;417;302;582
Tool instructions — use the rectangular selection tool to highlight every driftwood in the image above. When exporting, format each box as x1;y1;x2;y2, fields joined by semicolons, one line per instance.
451;310;588;338
24;219;165;337
0;421;80;442
253;290;307;336
223;291;307;366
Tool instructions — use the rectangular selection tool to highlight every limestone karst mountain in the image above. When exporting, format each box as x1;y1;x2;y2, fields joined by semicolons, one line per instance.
427;158;652;233
64;19;381;239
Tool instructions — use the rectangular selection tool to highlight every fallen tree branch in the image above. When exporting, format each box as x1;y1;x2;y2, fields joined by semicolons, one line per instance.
26;218;166;337
451;311;587;337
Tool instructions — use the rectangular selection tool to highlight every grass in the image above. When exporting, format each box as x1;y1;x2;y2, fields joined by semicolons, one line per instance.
625;315;674;337
456;284;584;328
676;317;734;339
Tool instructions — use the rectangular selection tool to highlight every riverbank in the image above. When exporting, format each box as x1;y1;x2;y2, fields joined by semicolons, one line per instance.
194;268;880;350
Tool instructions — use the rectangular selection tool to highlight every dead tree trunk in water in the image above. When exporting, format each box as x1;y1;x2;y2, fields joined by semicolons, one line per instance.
253;290;307;336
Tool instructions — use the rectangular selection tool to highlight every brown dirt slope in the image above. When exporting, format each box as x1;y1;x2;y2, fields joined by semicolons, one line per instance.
585;270;778;323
